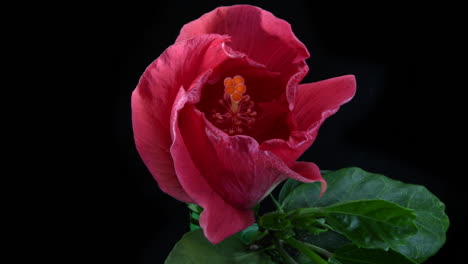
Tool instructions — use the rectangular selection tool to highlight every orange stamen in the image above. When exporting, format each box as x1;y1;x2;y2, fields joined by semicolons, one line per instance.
235;84;246;94
213;74;256;135
224;85;235;94
233;75;244;85
231;92;242;102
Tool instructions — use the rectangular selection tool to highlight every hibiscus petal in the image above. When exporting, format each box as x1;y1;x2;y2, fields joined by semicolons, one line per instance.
170;88;255;244
177;103;288;210
294;75;357;132
132;95;192;202
172;83;327;243
290;162;327;197
198;196;254;244
261;75;356;164
175;5;309;73
131;34;231;203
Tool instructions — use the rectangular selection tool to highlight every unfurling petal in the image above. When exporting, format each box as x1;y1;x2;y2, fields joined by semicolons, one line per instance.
170;88;255;243
290;162;327;197
171;80;328;242
294;75;357;132
261;75;356;164
132;34;231;202
176;5;309;74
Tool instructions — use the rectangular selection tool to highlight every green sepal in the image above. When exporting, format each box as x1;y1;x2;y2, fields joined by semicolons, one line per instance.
259;211;292;231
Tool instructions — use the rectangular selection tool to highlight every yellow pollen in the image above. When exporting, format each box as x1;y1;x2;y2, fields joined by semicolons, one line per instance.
224;77;234;87
223;75;248;114
231;92;242;102
233;75;245;85
235;84;246;94
212;74;256;136
224;85;235;95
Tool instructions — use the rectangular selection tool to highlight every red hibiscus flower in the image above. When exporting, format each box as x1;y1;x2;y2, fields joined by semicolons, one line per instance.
131;5;356;243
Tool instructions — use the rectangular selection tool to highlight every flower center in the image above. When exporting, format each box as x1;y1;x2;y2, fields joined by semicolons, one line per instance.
210;75;257;135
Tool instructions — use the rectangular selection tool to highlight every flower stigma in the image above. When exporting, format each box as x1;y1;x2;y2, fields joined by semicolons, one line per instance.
210;75;257;135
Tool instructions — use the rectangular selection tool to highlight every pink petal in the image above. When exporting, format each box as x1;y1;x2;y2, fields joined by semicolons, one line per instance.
175;94;284;210
132;95;192;202
171;83;328;243
290;162;327;197
176;5;309;74
249;96;292;143
261;75;356;164
131;34;231;203
198;197;254;244
170;88;255;243
294;75;357;131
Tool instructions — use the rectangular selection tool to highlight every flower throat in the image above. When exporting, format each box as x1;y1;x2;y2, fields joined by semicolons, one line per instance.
210;75;257;135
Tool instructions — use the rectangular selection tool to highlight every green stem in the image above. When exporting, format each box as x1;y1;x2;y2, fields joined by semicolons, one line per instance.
312;219;333;230
287;207;327;218
235;245;275;260
273;238;297;264
270;193;283;213
252;230;269;243
302;242;332;259
284;237;328;264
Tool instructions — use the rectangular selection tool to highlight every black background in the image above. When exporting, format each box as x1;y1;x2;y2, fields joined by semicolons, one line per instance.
110;1;465;263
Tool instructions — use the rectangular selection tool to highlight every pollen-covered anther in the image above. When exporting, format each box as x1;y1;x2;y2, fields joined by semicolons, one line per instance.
210;75;257;136
233;75;244;84
231;92;242;102
224;76;247;108
235;84;246;94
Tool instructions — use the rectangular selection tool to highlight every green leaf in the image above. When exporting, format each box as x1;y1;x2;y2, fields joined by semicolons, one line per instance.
190;222;200;231
279;179;304;204
187;203;203;213
188;203;203;231
297;230;350;252
324;200;417;250
165;229;274;264
329;244;416;264
259;212;292;231
285;237;329;264
279;170;331;204
291;217;329;235
235;223;259;245
327;259;344;264
280;167;449;263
